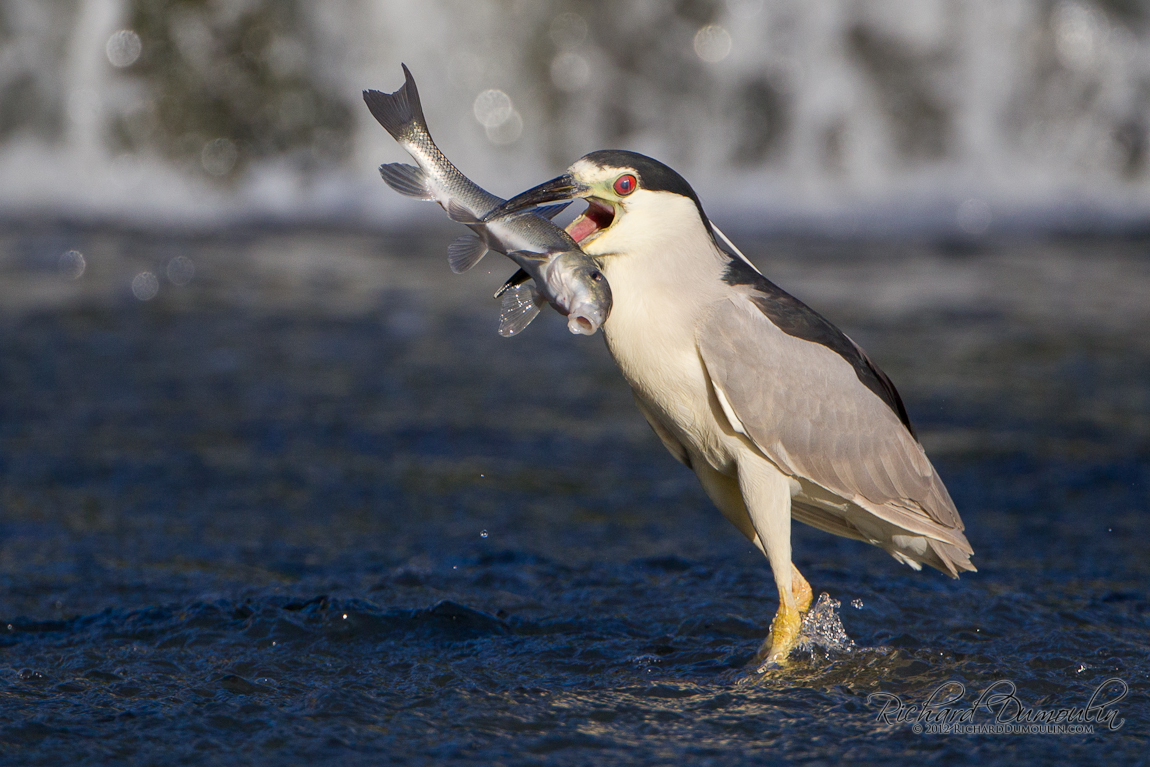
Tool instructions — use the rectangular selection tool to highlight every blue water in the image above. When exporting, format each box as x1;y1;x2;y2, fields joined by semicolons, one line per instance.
0;226;1146;764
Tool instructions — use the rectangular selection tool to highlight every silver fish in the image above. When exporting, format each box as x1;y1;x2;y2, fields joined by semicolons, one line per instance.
487;234;612;338
363;65;611;336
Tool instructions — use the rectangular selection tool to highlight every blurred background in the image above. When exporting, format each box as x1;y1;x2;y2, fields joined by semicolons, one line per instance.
1;0;1149;231
1;3;1148;764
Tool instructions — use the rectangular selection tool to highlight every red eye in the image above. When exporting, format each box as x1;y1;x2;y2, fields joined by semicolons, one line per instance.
613;174;637;196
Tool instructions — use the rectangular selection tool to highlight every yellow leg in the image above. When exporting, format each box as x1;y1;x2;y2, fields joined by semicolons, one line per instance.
756;563;813;666
692;458;815;668
761;599;803;664
791;563;813;614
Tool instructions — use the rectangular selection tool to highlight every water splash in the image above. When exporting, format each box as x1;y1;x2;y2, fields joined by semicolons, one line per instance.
795;592;856;658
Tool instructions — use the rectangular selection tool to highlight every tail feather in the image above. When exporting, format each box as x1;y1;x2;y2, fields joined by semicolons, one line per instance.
926;538;977;579
363;63;427;140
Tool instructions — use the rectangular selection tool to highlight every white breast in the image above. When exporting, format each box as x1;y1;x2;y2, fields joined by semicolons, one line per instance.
586;193;741;472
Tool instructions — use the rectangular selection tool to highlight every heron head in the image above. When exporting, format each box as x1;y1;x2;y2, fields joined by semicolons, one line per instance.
490;150;710;256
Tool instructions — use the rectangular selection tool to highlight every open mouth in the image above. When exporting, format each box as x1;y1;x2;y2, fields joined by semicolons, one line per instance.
566;199;615;245
568;314;595;335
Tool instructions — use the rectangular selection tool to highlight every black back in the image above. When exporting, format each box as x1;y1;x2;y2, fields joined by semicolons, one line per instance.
722;257;917;438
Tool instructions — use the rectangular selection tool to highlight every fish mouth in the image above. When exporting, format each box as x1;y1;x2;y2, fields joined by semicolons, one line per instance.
568;314;596;335
567;198;616;246
566;304;603;335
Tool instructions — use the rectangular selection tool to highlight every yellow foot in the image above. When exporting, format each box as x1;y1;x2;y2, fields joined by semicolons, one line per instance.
755;600;803;667
753;565;813;669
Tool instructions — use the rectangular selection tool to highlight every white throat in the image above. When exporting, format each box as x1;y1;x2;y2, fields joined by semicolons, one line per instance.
584;191;727;328
581;191;730;403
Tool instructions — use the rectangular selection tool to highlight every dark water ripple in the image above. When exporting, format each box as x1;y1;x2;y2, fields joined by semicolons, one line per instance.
0;228;1147;764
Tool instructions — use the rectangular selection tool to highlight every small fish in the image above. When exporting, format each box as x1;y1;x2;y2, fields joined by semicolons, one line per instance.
363;65;611;336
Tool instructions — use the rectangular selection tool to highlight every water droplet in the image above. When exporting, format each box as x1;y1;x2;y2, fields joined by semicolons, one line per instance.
551;52;590;92
694;24;732;63
6;624;12;631
473;90;513;128
166;255;195;285
342;614;348;620
549;12;588;49
58;250;85;279
485;110;523;146
271;641;277;646
480;530;488;538
452;565;458;570
851;598;864;609
106;29;142;68
131;272;159;301
202;138;238;177
1054;1;1106;72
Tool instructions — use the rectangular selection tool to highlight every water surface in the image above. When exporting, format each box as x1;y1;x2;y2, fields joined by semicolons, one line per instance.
0;225;1146;764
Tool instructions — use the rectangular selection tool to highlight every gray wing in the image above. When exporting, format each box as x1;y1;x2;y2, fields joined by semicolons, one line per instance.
697;294;971;555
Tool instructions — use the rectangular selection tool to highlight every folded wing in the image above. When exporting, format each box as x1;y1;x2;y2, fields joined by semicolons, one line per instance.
697;294;973;574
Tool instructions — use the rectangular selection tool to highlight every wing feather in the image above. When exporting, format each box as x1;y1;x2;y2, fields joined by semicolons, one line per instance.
697;295;971;554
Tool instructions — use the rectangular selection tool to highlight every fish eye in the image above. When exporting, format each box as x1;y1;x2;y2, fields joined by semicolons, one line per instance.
613;174;637;196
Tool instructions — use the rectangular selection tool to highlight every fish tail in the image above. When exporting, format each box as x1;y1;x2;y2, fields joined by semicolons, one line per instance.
363;63;428;141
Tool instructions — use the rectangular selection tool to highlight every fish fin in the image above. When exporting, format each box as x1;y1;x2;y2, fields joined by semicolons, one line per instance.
506;249;549;264
363;63;428;140
379;163;434;199
494;269;531;299
535;202;571;221
447;234;488;273
446;198;482;224
498;282;544;337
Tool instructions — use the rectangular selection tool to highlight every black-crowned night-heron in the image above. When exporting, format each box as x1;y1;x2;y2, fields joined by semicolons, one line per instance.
489;150;975;665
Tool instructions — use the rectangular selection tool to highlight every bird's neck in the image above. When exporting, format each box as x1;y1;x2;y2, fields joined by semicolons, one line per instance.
585;201;730;398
